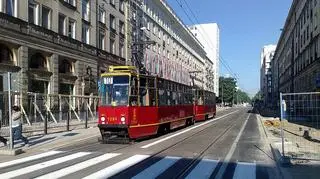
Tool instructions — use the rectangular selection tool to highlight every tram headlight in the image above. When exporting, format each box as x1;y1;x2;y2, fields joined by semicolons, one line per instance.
120;116;126;122
101;116;106;122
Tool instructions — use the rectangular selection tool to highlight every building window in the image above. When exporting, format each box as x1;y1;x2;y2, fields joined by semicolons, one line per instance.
59;59;73;74
28;2;39;25
98;29;105;50
158;30;161;38
158;45;161;54
64;0;76;7
119;43;124;57
29;53;47;70
147;21;150;30
110;0;115;7
82;23;90;44
153;26;156;34
68;18;76;39
3;0;17;16
58;14;66;35
119;20;124;34
110;14;115;30
82;0;90;21
99;7;105;24
42;6;51;29
110;38;115;54
119;0;124;12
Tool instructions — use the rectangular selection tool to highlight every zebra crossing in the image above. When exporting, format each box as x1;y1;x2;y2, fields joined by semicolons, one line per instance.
0;150;264;179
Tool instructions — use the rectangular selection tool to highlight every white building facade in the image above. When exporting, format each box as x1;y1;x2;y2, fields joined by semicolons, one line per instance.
260;45;276;107
129;0;207;87
189;23;220;95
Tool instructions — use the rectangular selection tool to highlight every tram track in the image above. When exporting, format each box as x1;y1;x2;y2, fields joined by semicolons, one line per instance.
56;109;238;155
110;108;248;179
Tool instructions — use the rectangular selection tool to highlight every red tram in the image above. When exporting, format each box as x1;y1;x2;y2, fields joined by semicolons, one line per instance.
98;66;216;142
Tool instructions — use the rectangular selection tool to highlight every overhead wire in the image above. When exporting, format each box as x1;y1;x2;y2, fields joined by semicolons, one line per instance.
176;0;249;92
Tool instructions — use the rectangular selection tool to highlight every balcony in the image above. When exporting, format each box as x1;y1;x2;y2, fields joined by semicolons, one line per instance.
110;28;117;39
98;49;126;65
27;68;53;81
59;0;77;11
0;12;124;65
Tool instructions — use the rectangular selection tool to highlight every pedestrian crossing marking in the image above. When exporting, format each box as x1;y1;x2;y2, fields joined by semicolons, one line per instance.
0;150;261;179
34;153;121;179
132;156;181;179
185;159;220;179
0;152;91;179
82;154;150;179
0;151;63;169
232;161;256;179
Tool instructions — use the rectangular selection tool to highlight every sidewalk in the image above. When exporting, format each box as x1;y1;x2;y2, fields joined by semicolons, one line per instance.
257;111;320;179
0;126;100;155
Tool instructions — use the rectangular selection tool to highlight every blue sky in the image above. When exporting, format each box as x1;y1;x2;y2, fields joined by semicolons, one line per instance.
166;0;292;96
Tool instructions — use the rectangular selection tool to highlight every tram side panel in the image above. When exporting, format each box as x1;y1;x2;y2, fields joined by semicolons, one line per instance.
128;106;159;139
158;105;194;130
194;105;206;121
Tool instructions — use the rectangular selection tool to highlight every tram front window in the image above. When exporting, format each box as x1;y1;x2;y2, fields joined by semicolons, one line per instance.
100;76;129;106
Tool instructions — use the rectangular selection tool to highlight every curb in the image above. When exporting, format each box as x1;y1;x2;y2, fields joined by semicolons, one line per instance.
0;148;24;156
256;112;292;178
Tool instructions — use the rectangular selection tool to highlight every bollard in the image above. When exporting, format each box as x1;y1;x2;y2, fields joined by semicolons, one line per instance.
67;111;70;131
85;104;88;129
44;110;48;135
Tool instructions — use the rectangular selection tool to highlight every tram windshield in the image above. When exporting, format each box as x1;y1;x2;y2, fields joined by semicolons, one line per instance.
100;76;129;106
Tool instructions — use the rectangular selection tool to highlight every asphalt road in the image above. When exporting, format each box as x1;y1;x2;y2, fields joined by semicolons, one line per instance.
0;107;282;179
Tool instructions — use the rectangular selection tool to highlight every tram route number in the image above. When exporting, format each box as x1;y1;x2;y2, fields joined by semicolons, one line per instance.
104;77;113;84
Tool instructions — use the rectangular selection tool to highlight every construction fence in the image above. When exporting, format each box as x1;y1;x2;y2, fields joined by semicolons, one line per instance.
0;92;99;136
280;92;320;160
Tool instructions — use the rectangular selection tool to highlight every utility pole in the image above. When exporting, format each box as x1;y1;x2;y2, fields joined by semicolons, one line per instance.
221;84;224;106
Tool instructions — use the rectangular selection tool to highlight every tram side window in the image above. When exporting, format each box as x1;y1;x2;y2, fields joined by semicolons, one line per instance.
130;77;138;106
139;77;147;106
148;77;156;106
172;91;178;105
159;89;167;106
167;91;172;105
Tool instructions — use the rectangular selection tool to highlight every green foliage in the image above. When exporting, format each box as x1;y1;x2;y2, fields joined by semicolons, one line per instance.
234;89;251;104
252;91;262;102
219;77;237;104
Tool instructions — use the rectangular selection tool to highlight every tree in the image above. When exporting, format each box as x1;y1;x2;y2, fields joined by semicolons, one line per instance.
234;89;251;104
219;77;237;105
252;91;262;102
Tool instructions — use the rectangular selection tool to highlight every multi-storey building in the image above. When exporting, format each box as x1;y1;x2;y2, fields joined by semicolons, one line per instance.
0;0;126;96
260;45;276;107
129;0;207;87
273;0;320;96
189;23;220;95
204;57;214;92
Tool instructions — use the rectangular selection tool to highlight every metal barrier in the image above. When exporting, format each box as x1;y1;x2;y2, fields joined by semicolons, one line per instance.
280;92;320;160
0;91;99;136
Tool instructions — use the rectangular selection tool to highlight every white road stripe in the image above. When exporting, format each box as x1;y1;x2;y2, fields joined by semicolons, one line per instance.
185;159;220;179
0;152;91;179
215;114;251;179
141;110;239;149
233;162;256;179
132;156;181;179
34;153;121;179
82;154;149;179
0;151;63;169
